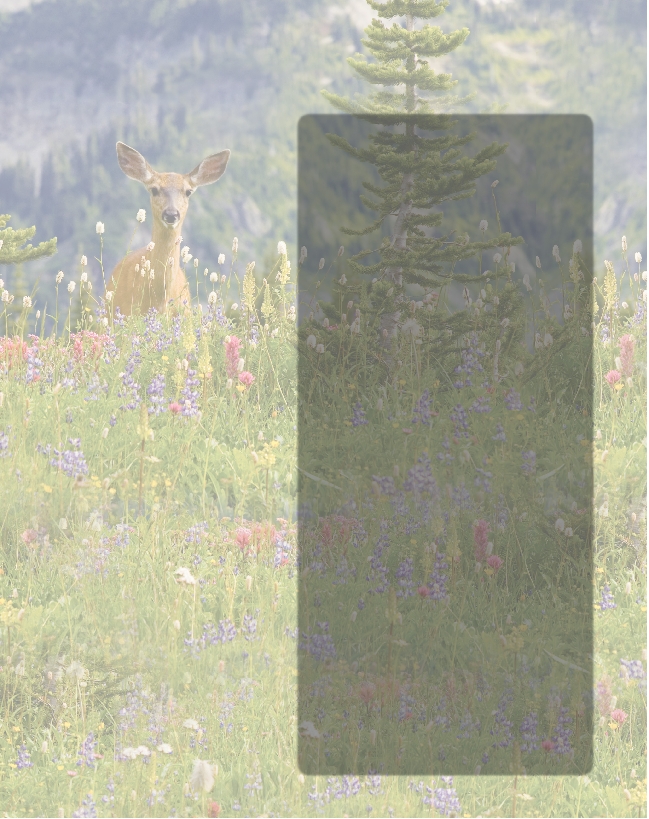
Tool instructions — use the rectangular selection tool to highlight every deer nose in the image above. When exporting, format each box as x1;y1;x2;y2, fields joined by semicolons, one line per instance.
161;208;180;224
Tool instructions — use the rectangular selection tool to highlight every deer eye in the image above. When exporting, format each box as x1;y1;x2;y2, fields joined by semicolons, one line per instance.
185;189;193;197
150;186;160;196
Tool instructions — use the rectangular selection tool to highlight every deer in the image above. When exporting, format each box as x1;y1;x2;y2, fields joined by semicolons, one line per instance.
107;141;230;316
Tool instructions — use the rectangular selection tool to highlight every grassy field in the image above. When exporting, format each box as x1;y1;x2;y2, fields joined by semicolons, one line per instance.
0;223;645;817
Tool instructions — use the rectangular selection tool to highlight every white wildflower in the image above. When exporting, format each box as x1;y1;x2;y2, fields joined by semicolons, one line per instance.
401;318;421;338
277;241;287;255
67;281;76;294
338;245;344;257
479;220;488;232
80;271;87;283
232;237;238;253
315;343;324;354
339;274;347;285
493;253;501;264
635;252;642;264
96;222;105;235
514;361;524;376
552;245;560;262
218;253;225;265
535;256;541;268
175;567;197;586
555;518;565;532
157;743;174;754
183;719;200;730
299;246;307;263
544;332;553;347
523;274;532;291
231;302;239;311
105;290;113;302
208;291;218;306
306;334;317;349
136;209;146;223
56;271;64;284
22;296;32;309
621;235;627;252
190;759;215;793
122;747;139;760
573;239;582;254
80;255;87;266
193;258;199;268
491;180;499;188
299;721;321;739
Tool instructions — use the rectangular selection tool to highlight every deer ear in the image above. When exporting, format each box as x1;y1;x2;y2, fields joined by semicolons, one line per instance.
116;142;154;184
187;149;230;188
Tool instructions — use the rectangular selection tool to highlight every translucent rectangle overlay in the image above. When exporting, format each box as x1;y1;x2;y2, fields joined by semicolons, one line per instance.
297;114;593;776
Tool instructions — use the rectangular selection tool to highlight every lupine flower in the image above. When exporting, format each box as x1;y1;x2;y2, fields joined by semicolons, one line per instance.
351;402;368;427
521;450;536;475
600;584;616;611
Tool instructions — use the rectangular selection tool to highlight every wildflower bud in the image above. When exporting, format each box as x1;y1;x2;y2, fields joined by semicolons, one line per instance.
277;241;287;255
341;314;346;322
536;256;541;268
625;581;632;594
221;274;226;283
102;428;109;439
493;253;501;264
232;237;238;253
337;246;344;257
491;180;499;188
226;378;233;389
96;222;104;234
634;252;642;263
573;239;582;253
621;236;627;252
80;255;87;266
42;741;48;753
67;282;76;294
632;512;636;522
350;610;357;622
382;329;388;339
194;258;199;268
218;253;226;265
245;575;252;591
231;302;238;310
377;398;383;411
136;209;146;223
479;220;488;231
319;258;325;270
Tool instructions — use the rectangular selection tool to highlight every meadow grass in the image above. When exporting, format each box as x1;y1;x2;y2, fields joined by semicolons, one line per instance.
0;229;645;818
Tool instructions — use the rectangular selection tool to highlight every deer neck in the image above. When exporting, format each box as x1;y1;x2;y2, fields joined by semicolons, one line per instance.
149;218;185;303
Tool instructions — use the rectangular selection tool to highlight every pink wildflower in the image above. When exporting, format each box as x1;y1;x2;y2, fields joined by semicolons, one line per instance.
619;334;635;376
224;335;242;379
473;519;489;563
611;708;628;725
605;369;621;387
417;585;430;598
486;554;503;571
20;529;38;544
541;739;554;752
169;402;182;414
235;527;252;550
238;371;255;387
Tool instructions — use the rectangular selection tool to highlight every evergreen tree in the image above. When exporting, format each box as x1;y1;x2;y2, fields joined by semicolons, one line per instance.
0;214;57;267
0;215;56;334
321;0;523;343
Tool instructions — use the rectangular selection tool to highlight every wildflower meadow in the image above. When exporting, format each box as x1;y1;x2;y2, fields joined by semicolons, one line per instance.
0;221;646;817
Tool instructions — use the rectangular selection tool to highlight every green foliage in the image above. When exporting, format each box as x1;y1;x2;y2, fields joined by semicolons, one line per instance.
0;214;56;267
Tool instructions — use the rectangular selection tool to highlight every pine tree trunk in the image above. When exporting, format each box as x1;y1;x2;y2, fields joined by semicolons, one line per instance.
380;14;416;362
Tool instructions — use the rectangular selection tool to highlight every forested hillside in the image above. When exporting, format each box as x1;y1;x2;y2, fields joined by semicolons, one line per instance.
0;0;644;315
